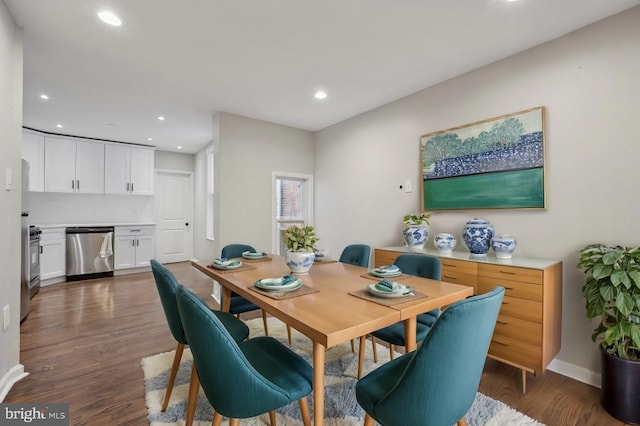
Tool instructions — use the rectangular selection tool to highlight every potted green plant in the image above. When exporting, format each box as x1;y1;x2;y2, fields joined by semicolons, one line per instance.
283;225;319;274
577;243;640;424
402;212;431;249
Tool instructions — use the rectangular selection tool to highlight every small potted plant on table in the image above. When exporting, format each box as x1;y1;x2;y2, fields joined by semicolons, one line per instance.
577;243;640;424
283;225;319;274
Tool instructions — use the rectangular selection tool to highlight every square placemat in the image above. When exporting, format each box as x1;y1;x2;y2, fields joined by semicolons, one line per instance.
348;288;428;306
240;256;273;263
207;263;256;273
247;284;319;300
360;272;413;281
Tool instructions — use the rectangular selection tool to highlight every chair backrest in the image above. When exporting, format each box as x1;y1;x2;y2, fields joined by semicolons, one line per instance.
394;253;441;280
339;244;371;268
221;244;256;259
372;286;505;425
150;259;186;344
175;285;293;418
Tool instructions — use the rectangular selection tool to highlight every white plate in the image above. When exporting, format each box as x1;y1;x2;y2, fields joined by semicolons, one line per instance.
369;269;402;278
254;278;302;292
242;251;268;259
366;283;413;298
210;260;243;270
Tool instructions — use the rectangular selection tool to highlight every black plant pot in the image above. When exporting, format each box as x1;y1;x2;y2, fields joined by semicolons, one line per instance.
601;346;640;424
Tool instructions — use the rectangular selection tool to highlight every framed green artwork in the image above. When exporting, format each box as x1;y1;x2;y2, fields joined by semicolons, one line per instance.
420;106;545;211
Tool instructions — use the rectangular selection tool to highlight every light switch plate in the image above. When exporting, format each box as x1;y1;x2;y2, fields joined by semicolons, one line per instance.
403;179;412;193
3;305;10;330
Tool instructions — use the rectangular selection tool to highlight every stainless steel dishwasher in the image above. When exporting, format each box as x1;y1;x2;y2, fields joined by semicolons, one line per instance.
66;226;115;280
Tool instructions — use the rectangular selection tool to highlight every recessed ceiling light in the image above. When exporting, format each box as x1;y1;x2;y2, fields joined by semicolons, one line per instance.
40;94;49;100
147;137;153;141
314;90;328;100
56;124;63;128
177;146;182;150
158;116;165;121
98;11;122;26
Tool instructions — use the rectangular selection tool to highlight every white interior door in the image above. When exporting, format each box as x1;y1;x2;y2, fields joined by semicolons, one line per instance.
155;170;193;263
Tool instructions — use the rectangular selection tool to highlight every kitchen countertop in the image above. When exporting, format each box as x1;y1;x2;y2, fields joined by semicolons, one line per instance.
38;223;156;229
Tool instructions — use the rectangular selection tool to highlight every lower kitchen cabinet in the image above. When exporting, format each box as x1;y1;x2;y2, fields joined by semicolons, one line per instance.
114;225;155;270
40;227;66;283
375;246;562;394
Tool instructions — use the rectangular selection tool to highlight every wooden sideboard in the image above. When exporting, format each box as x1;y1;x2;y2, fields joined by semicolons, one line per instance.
375;246;562;393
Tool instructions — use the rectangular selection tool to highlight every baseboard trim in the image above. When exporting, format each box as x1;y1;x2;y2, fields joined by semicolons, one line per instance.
547;358;601;388
0;364;28;402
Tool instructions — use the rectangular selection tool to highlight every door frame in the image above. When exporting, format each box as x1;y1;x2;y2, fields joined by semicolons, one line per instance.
155;169;194;263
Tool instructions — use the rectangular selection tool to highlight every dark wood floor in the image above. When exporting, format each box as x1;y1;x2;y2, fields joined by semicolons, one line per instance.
6;262;627;425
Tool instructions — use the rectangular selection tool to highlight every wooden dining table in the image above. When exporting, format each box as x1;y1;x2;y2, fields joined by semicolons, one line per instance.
191;255;473;426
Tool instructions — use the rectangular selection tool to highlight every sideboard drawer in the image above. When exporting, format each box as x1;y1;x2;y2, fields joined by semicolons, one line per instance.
440;258;477;275
499;295;543;323
374;249;401;267
478;277;542;302
441;270;477;293
494;313;542;347
489;335;541;371
479;263;543;285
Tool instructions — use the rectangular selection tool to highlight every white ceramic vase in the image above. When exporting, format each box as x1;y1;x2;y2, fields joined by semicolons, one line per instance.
285;250;315;274
433;233;457;254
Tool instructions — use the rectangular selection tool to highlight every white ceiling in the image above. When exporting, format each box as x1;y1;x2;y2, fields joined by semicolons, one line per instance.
6;0;640;154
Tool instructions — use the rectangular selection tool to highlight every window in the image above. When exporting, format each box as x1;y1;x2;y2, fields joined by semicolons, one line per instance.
272;172;313;254
206;146;214;240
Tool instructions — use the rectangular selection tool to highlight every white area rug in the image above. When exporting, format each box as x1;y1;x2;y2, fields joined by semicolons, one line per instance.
142;317;544;425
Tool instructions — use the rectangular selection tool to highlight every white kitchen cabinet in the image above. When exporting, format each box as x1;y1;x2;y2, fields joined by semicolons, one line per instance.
22;130;45;192
40;227;66;281
44;136;105;193
114;226;155;270
105;144;155;195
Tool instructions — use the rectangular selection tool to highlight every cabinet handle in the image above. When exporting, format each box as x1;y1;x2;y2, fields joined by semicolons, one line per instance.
40;246;43;254
126;183;130;192
499;270;516;275
130;229;141;232
442;263;456;268
132;240;135;246
77;180;80;190
497;320;508;325
71;180;74;189
137;239;139;246
131;183;134;192
443;275;456;280
493;340;509;347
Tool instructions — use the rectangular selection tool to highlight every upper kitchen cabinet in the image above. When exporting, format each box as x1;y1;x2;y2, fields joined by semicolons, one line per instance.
44;137;105;193
104;144;155;195
22;130;45;192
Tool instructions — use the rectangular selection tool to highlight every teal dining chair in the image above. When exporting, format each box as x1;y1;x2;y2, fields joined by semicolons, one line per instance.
339;244;371;352
356;286;505;426
150;259;249;414
358;253;442;378
339;244;371;268
220;244;271;335
176;285;313;426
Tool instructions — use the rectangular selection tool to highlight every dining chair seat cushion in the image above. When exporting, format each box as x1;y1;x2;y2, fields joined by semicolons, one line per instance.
370;320;432;347
229;295;261;315
214;310;250;343
417;310;439;327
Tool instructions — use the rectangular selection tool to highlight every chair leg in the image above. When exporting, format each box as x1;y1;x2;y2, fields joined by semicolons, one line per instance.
364;414;375;426
269;410;276;426
186;364;200;426
262;310;269;335
229;419;240;426
299;397;311;426
389;344;395;360
212;412;223;426
162;342;184;411
287;325;292;345
358;335;366;379
370;336;378;363
457;417;467;426
350;339;355;352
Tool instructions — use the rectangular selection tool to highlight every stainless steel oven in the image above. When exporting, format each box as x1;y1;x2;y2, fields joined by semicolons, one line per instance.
28;225;41;298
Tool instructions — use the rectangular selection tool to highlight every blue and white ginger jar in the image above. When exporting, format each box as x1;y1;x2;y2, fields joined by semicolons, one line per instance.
491;235;517;259
462;219;494;256
402;225;429;249
285;250;315;274
433;233;457;254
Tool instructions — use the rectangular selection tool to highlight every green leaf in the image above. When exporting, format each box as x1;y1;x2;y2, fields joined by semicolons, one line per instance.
592;263;613;280
617;292;635;316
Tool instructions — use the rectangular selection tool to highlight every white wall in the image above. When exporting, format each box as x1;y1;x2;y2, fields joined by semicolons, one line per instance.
314;6;640;384
155;150;194;172
0;0;25;400
214;112;314;256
